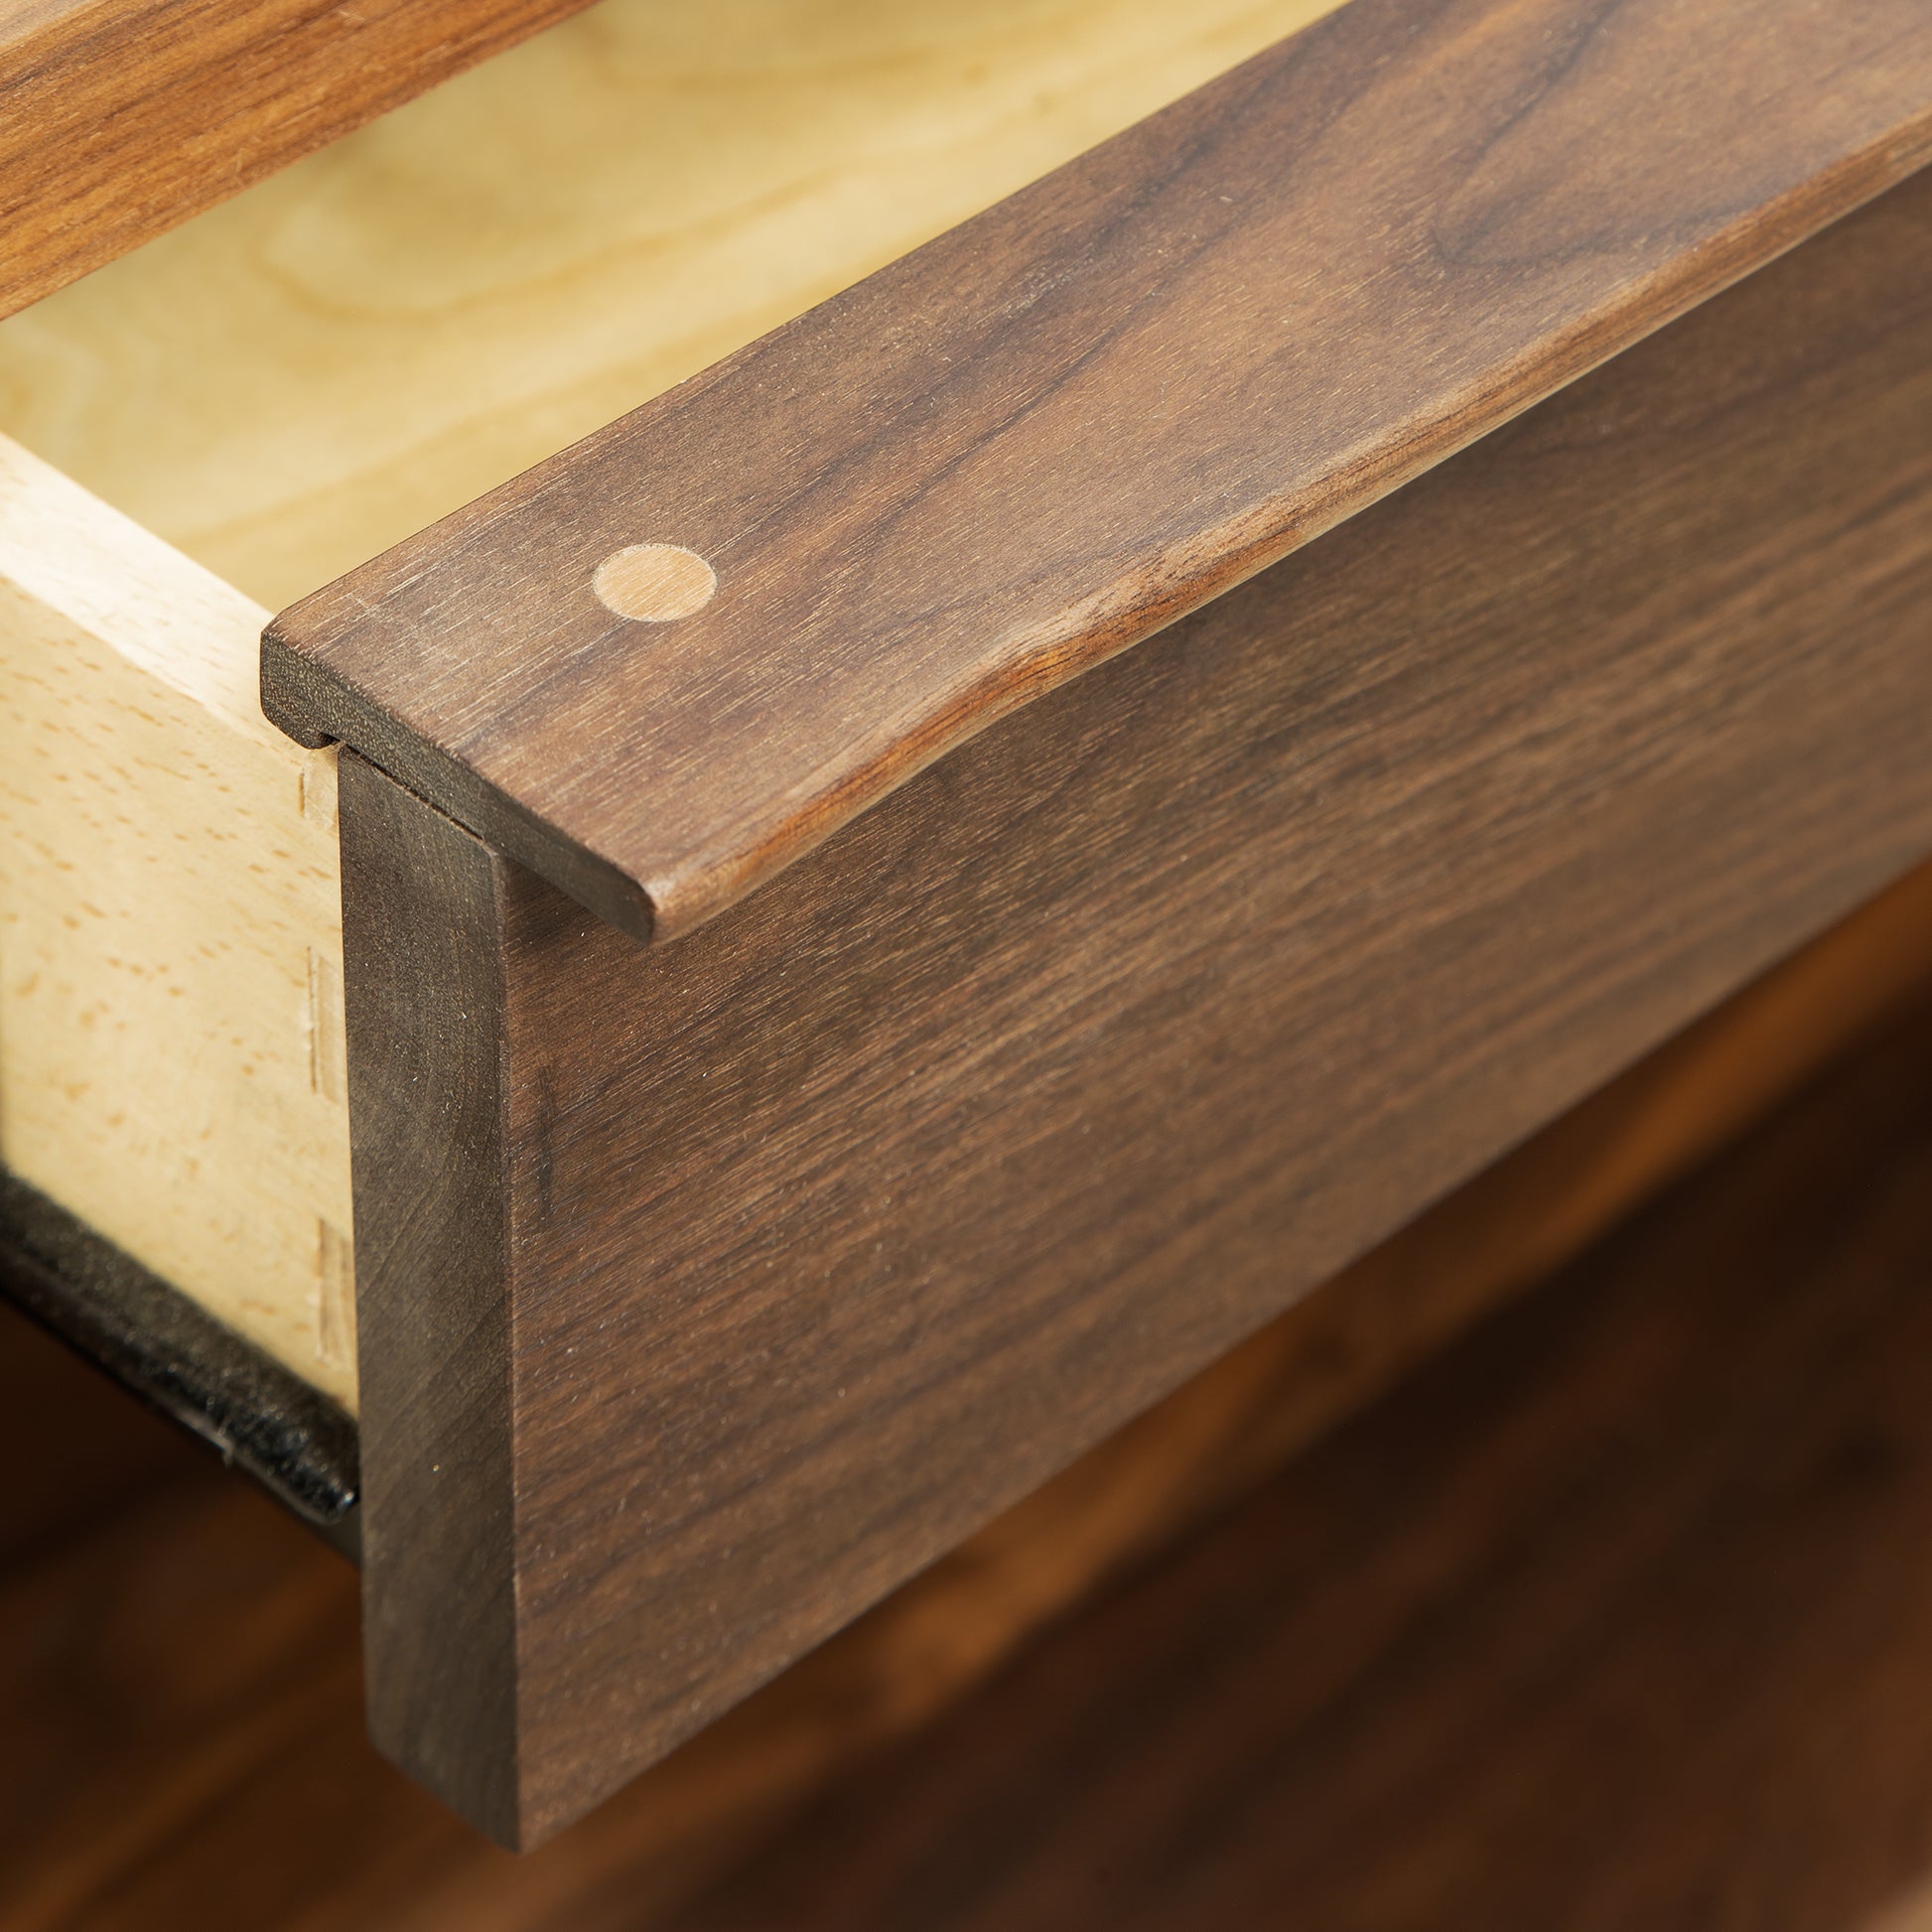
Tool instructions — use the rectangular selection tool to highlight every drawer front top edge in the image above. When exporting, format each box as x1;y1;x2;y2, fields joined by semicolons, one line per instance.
261;0;1932;946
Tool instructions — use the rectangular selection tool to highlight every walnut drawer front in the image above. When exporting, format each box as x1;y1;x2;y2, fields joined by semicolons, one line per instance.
3;0;1932;1850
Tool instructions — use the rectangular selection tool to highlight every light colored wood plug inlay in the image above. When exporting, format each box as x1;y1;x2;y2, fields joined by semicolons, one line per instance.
594;544;717;621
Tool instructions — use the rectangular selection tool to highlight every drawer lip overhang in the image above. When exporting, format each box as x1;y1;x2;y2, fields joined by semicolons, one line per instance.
260;0;1932;949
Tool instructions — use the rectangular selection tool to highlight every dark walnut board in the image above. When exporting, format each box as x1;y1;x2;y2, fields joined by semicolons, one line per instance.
333;153;1932;1847
248;0;1932;1844
18;0;1931;1853
11;919;1932;1925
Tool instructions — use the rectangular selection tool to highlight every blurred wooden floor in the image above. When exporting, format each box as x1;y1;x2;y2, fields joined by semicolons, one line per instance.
9;987;1932;1927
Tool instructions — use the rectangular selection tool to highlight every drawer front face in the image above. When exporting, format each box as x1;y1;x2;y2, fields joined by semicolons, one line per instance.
0;0;1347;614
4;0;1932;1858
342;171;1932;1845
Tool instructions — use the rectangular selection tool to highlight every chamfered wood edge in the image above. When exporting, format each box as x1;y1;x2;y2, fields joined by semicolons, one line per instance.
262;672;658;945
0;0;600;321
0;1164;360;1547
262;0;1932;948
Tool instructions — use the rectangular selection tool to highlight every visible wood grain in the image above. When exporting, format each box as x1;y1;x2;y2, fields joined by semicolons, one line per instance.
0;0;1339;1412
0;435;354;1403
11;939;1932;1926
0;0;599;321
339;170;1932;1844
268;0;1932;945
897;852;1932;1690
0;1169;359;1531
657;985;1932;1932
0;0;1346;612
337;754;518;1828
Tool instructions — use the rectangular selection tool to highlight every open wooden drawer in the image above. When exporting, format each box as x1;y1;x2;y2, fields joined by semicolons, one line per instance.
4;0;1932;1850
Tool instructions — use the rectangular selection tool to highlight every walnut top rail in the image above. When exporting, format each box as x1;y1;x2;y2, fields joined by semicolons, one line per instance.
262;0;1932;946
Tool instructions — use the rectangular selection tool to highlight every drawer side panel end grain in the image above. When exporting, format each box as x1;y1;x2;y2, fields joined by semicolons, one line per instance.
337;754;522;1841
263;0;1932;946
